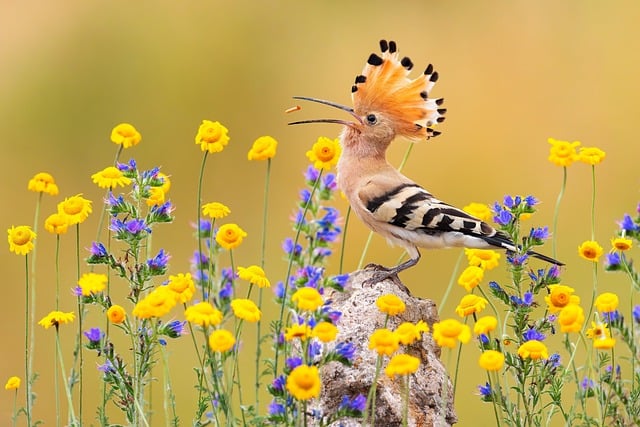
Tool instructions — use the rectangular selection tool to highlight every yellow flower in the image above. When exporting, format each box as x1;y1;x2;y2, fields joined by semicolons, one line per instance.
111;123;141;148
586;320;615;349
166;273;196;303
237;265;270;288
215;223;247;250
202;202;231;219
594;292;619;313
145;186;165;207
611;237;632;252
517;340;548;360
548;137;580;167
432;319;471;348
385;354;420;378
44;213;69;235
306;136;341;170
311;322;338;343
545;284;580;313
195;120;230;154
285;323;312;341
208;329;235;352
57;194;92;225
578;147;606;165
578;240;603;262
184;302;223;327
474;316;498;335
455;294;488;317
368;328;400;356
478;350;505;371
292;287;324;311
558;303;585;333
593;336;616;350
395;321;429;345
158;172;171;193
4;376;20;390
286;365;321;401
107;305;126;324
7;225;36;256
77;272;107;296
28;172;59;195
133;286;177;319
38;311;75;329
230;298;261;322
464;249;500;271
462;202;492;222
457;265;484;292
376;294;406;316
91;166;131;189
248;135;278;161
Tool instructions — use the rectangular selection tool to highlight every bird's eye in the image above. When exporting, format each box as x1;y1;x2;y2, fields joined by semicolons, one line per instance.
365;114;378;125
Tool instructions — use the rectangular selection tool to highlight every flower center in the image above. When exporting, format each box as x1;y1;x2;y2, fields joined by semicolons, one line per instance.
11;229;30;245
316;145;334;161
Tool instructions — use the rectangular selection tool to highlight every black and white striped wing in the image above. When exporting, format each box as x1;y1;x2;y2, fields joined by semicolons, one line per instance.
364;183;514;250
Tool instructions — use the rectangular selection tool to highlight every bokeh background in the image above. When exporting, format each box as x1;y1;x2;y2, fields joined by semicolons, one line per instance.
2;1;640;425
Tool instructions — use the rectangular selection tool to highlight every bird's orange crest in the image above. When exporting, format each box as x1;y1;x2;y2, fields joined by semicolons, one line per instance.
351;40;446;140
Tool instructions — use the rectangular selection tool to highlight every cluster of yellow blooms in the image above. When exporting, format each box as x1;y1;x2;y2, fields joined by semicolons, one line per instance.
369;294;427;378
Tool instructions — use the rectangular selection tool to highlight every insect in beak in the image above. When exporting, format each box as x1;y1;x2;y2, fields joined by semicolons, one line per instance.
287;96;364;127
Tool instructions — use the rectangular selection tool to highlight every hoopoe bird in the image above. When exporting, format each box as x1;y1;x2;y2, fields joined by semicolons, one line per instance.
290;39;562;283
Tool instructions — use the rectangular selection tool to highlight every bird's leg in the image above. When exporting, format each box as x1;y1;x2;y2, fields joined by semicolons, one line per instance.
364;252;421;286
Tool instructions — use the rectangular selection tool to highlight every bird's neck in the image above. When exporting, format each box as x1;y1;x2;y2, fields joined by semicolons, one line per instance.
337;128;395;195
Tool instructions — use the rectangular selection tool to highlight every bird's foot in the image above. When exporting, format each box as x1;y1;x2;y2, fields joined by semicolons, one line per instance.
362;265;396;287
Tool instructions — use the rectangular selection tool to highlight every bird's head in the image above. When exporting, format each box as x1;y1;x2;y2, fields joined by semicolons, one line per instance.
290;39;446;148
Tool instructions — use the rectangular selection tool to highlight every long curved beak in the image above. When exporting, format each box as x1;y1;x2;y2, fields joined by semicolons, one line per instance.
288;96;363;127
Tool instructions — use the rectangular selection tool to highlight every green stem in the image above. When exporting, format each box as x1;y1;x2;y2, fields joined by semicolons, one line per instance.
24;255;32;427
365;355;383;425
552;166;567;260
160;345;178;427
402;375;410;427
54;236;61;427
590;165;596;241
438;251;464;315
56;328;78;426
274;170;323;375
197;152;209;301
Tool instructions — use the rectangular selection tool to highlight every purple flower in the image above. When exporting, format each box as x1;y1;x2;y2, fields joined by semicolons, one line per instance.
304;165;320;182
282;238;302;257
271;375;286;393
116;158;137;173
98;359;115;374
494;209;513;226
219;282;233;300
548;353;561;368
163;320;186;338
191;251;209;270
524;195;538;207
322;173;337;191
285;357;303;371
149;201;173;218
522;328;545;342
323;308;342;323
274;281;286;299
268;400;286;416
308;341;322;359
147;249;169;273
581;377;594;390
142;167;160;181
335;341;356;361
605;252;621;269
478;334;490;345
601;310;620;323
73;286;83;297
633;305;640;324
507;253;529;266
547;265;560;279
478;382;492;397
619;214;639;232
529;226;549;240
511;291;533;307
299;189;312;204
197;219;212;237
84;327;103;344
504;195;518;208
339;394;366;413
330;274;349;290
88;242;108;259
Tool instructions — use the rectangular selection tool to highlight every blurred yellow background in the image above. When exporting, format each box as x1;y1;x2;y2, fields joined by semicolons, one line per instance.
2;1;640;425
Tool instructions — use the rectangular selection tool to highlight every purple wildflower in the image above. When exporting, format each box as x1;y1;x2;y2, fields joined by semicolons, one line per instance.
522;328;545;342
84;327;103;344
494;209;513;226
529;226;549;240
619;214;639;232
335;341;356;362
633;305;640;324
147;249;169;273
304;165;320;182
285;357;303;371
478;382;492;397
